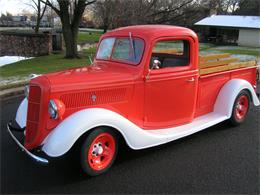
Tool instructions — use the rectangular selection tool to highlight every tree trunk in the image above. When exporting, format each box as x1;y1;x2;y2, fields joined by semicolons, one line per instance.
41;0;93;58
103;25;108;33
35;1;41;34
61;19;79;58
35;15;40;34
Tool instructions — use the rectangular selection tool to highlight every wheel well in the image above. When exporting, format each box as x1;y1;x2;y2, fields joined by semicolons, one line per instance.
70;125;127;153
242;88;253;102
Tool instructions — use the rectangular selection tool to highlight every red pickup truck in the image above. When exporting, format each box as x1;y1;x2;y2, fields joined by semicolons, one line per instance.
8;25;260;176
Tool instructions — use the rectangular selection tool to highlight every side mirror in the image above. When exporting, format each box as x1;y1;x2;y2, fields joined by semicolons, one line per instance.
146;59;161;80
152;59;161;70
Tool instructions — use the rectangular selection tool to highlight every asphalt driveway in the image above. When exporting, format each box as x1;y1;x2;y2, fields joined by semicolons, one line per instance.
0;96;259;194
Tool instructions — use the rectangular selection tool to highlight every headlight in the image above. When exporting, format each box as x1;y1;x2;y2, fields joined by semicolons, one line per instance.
24;85;29;98
48;99;65;120
48;100;58;119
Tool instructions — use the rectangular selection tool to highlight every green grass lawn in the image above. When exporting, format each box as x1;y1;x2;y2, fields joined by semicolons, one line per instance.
215;49;260;57
77;32;102;44
0;48;96;78
199;43;215;51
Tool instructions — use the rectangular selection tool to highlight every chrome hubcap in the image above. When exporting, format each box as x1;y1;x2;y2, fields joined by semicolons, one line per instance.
236;104;243;110
92;142;103;156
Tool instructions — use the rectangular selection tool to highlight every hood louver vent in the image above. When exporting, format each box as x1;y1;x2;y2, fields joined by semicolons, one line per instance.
60;88;127;108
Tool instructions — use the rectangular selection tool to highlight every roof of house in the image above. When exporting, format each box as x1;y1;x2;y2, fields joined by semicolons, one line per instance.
195;15;260;29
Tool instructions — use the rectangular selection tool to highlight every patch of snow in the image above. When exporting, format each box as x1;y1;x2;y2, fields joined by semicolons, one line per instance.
77;43;97;51
0;56;33;67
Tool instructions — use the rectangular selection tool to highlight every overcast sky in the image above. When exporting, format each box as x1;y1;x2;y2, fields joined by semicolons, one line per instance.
0;0;33;15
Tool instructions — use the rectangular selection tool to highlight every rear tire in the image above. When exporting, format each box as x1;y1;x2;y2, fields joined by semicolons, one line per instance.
230;90;250;126
80;127;118;176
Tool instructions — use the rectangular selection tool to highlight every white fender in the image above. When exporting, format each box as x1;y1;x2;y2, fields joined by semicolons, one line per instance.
15;98;28;128
214;79;260;117
42;108;167;157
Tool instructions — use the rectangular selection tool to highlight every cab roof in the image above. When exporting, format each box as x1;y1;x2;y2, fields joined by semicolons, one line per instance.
102;25;198;40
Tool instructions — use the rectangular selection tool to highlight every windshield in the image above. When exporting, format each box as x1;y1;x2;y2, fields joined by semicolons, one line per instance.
96;37;145;65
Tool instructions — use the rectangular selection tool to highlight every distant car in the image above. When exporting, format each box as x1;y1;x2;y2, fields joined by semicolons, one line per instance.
8;25;260;176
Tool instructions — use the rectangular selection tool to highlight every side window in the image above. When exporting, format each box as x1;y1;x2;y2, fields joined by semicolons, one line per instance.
150;40;190;69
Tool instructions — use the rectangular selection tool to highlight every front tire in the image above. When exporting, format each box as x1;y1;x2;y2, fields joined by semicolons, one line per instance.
80;127;118;176
230;90;250;126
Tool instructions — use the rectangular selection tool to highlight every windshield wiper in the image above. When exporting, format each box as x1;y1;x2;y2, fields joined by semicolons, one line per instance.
129;32;136;60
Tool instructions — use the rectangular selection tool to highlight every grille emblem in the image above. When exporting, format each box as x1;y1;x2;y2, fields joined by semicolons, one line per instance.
91;94;97;102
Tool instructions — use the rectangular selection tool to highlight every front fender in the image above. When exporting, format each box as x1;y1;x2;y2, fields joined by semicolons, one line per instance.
15;98;28;128
214;79;260;117
42;108;162;157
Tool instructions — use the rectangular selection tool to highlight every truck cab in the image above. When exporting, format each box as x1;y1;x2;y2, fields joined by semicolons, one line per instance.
8;25;260;176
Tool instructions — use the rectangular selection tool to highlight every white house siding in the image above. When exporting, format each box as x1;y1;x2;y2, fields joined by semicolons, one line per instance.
238;29;260;47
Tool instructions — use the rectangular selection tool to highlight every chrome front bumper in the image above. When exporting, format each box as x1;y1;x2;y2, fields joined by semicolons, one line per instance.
7;122;49;164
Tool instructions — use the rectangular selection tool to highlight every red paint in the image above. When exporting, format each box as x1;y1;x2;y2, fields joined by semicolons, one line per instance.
24;25;258;150
195;67;256;117
234;95;249;121
87;133;116;171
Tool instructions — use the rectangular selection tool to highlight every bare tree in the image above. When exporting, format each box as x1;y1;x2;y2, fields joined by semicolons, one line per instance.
93;0;197;30
235;0;260;15
222;0;240;13
93;0;116;33
40;0;96;58
27;0;47;33
147;0;194;24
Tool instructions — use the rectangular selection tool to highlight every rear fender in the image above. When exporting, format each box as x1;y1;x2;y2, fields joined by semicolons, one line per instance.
214;79;260;117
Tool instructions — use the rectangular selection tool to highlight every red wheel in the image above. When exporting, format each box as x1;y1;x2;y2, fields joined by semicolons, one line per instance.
234;95;249;121
81;127;118;176
88;133;116;171
230;90;250;126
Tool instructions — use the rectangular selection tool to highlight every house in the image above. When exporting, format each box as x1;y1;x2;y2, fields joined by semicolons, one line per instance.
195;15;260;47
12;16;27;22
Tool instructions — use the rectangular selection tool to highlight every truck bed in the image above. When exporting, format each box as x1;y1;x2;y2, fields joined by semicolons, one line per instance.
195;53;258;117
199;53;257;75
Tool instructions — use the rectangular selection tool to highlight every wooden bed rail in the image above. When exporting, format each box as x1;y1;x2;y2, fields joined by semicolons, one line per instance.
199;53;257;75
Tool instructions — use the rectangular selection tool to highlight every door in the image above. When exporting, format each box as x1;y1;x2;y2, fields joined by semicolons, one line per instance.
144;38;198;128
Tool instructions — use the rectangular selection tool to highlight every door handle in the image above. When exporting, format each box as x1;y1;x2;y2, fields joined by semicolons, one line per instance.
187;77;195;82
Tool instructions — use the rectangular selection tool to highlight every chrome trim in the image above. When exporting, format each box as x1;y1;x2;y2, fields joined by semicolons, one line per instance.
48;100;58;119
7;124;49;164
24;85;29;99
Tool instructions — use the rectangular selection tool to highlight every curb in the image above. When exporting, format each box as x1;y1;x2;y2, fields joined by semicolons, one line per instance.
0;86;24;100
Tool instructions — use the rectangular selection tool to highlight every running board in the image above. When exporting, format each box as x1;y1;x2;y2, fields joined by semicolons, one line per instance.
148;113;229;139
129;112;230;150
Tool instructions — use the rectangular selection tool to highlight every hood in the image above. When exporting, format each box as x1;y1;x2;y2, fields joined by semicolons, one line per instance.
42;62;137;92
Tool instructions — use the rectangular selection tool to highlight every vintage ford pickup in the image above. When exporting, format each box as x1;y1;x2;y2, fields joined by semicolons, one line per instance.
8;25;260;176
